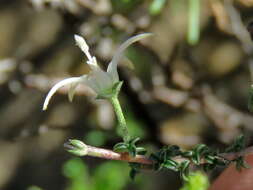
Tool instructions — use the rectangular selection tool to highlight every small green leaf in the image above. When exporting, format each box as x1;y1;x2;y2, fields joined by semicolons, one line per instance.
205;155;215;164
179;160;190;181
179;171;209;190
113;142;126;147
192;144;208;164
128;144;137;157
234;156;250;171
113;137;146;157
129;168;138;180
129;163;141;180
225;135;245;153
183;151;193;157
130;137;140;145
113;142;130;153
163;159;179;171
136;147;147;155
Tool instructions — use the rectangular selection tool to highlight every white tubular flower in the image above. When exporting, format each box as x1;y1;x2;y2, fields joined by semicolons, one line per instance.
43;33;152;110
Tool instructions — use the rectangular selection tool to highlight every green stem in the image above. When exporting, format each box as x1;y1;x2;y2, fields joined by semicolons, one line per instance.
110;96;130;142
188;0;200;45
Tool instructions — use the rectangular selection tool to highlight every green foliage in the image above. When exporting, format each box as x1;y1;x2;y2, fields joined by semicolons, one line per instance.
63;159;130;190
62;158;91;190
125;111;147;139
179;172;209;190
111;0;143;13
149;0;167;16
113;136;147;180
150;145;181;170
93;162;129;190
178;161;191;181
233;156;250;171
225;135;246;153
85;130;107;147
114;137;147;157
129;163;140;180
149;135;247;181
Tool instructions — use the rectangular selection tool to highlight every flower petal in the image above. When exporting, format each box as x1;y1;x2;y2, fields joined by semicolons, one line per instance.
74;34;98;68
86;69;113;94
74;34;91;59
68;83;79;102
107;33;153;82
43;77;82;110
107;61;119;83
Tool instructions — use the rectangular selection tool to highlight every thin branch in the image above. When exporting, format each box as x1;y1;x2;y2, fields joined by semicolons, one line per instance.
86;145;153;164
65;140;253;169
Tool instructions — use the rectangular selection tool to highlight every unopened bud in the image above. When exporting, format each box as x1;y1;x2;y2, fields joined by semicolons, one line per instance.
64;139;88;156
74;35;89;54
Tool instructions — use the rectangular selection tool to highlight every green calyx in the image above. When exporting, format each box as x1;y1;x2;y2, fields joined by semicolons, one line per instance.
64;139;88;156
96;81;123;100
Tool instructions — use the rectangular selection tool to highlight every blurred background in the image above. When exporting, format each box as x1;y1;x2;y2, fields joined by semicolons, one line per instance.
1;0;253;189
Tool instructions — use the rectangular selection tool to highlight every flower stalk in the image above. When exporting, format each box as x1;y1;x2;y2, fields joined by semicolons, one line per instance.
110;95;130;142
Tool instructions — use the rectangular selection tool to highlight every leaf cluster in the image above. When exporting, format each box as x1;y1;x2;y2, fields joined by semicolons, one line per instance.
113;137;147;157
145;135;249;181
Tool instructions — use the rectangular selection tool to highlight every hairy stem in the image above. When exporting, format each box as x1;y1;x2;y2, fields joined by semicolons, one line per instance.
68;142;253;165
65;139;253;171
87;145;152;165
110;96;130;142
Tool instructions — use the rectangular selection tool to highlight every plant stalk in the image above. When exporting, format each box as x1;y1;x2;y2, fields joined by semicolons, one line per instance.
110;96;130;142
66;141;253;169
188;0;200;45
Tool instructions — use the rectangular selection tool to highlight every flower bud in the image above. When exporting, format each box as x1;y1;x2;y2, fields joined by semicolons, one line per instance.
74;35;89;53
64;139;88;156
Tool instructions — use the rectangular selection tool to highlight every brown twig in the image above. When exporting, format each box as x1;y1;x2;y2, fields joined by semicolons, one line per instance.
85;145;153;165
66;140;253;169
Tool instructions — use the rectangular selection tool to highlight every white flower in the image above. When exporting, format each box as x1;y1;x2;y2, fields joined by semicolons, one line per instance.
43;33;152;110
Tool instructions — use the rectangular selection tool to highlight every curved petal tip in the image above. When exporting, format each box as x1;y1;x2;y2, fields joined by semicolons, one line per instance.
42;77;81;111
